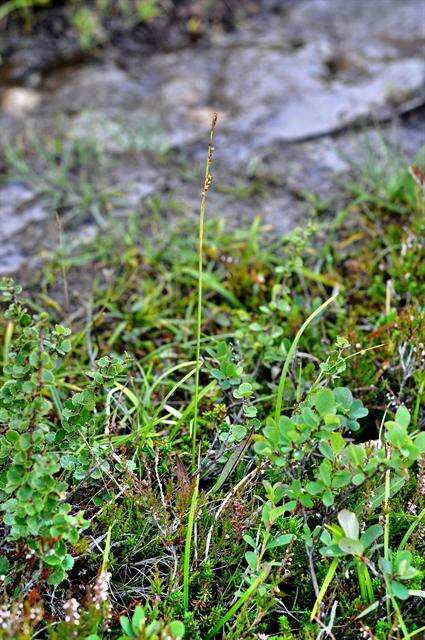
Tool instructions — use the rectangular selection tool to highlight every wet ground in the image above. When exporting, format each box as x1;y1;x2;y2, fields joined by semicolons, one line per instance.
1;0;424;275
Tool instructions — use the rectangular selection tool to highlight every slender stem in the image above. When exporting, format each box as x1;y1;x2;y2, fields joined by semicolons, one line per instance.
183;475;200;611
191;112;218;469
407;625;425;638
2;321;13;367
310;557;339;621
101;525;112;573
303;507;319;598
356;559;368;604
384;575;410;638
382;456;409;637
398;506;425;552
384;467;391;562
275;290;340;423
413;377;425;426
383;459;391;622
55;212;69;312
205;565;270;639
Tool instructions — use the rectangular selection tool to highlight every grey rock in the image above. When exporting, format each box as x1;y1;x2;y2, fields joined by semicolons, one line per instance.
1;0;424;275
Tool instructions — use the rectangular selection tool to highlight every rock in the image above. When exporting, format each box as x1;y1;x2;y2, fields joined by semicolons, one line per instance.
7;0;423;151
1;87;42;117
45;65;146;113
66;111;170;154
219;8;425;143
0;183;48;274
0;0;424;276
0;183;47;239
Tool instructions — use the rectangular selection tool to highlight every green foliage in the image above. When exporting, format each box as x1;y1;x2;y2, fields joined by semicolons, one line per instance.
206;340;259;445
0;280;132;587
119;605;184;640
0;147;424;639
1;1;162;38
255;385;374;508
0;281;85;584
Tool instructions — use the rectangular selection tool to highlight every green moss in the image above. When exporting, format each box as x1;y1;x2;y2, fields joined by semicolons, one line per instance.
0;140;424;638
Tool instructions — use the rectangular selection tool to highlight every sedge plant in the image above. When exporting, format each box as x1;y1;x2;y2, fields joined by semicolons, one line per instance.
183;112;218;613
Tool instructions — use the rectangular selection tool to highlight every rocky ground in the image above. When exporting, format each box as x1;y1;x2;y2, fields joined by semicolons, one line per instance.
0;0;424;276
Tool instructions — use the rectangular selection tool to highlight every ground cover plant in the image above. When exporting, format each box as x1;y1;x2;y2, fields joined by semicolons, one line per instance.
0;0;256;47
0;119;424;639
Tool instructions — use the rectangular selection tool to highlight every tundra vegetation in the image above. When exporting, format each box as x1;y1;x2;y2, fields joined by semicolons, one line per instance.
0;0;253;47
0;110;424;639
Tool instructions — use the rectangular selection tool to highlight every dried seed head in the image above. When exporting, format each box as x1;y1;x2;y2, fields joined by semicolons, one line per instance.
204;174;213;192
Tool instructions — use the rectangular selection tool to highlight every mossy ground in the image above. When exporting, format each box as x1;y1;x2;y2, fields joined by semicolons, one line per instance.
0;138;424;639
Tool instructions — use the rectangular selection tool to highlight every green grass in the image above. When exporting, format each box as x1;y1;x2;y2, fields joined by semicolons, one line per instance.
0;1;161;34
0;0;250;47
0;138;424;640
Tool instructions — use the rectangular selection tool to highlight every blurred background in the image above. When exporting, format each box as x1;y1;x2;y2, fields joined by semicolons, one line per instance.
0;0;424;278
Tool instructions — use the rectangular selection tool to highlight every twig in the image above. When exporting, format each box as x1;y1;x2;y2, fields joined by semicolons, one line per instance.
303;508;319;598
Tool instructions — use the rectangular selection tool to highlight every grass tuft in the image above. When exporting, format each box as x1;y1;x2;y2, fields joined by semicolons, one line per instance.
0;134;423;639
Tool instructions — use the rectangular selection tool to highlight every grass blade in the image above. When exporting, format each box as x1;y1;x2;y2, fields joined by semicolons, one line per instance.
170;381;216;440
407;625;425;639
2;321;13;367
207;430;253;496
275;290;340;422
101;524;113;573
355;599;381;620
181;267;241;308
310;557;339;621
205;565;271;639
183;475;199;611
398;506;425;552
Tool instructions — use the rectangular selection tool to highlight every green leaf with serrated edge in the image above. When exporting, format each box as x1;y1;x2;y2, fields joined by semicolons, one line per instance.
47;567;66;586
334;387;353;410
306;481;324;495
0;557;9;574
169;621;185;638
345;443;365;467
319;460;332;486
329;431;346;454
378;557;392;574
332;470;351;489
208;431;253;495
318;441;334;460
414;432;425;452
352;472;366;485
243;534;256;548
349;400;368;419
